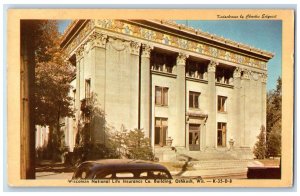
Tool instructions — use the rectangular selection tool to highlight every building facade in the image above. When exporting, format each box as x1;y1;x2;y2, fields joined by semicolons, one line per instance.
60;20;273;160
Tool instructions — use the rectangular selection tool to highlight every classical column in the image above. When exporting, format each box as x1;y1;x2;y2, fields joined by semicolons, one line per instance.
89;31;107;108
206;60;218;148
176;53;188;147
129;41;141;129
140;44;153;138
261;73;267;131
75;46;84;123
233;67;241;147
89;31;107;144
240;69;251;147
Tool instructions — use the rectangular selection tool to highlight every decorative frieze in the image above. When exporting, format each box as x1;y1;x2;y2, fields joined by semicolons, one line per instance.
64;20;94;55
63;20;270;70
130;41;141;55
176;53;188;65
141;44;153;58
208;60;218;72
93;20;268;69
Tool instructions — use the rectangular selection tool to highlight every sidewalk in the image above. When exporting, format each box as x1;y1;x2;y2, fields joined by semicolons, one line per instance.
36;160;75;179
171;168;247;179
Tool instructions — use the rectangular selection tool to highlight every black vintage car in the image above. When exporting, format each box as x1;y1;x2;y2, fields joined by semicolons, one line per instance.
72;159;173;179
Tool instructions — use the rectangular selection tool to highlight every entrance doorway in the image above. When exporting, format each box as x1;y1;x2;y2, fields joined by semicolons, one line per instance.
189;124;200;151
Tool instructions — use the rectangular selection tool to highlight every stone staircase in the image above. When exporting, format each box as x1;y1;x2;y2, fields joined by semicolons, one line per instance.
171;159;252;178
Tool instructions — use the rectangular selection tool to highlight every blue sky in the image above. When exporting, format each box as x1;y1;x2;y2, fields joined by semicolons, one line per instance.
58;20;281;91
176;20;282;92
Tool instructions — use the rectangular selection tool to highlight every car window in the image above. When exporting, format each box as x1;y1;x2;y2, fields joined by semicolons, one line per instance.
138;170;171;179
139;171;148;178
94;171;114;179
93;169;171;179
115;172;134;178
94;171;135;179
101;173;113;178
150;171;170;179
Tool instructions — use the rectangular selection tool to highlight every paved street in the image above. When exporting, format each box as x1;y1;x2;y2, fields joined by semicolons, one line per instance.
36;172;73;179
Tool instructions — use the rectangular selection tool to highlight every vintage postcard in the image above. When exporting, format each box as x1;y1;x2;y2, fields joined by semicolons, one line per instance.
7;9;294;188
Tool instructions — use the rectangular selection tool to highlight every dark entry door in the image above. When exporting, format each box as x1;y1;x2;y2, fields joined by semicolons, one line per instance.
189;124;200;151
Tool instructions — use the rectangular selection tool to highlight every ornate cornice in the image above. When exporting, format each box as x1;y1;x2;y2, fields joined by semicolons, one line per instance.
208;60;218;72
130;41;141;55
177;53;188;65
141;44;153;58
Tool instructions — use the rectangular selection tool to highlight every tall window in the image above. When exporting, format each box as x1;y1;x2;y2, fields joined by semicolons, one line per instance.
85;79;91;99
217;96;227;112
155;86;168;106
217;122;227;147
189;91;200;108
155;118;168;146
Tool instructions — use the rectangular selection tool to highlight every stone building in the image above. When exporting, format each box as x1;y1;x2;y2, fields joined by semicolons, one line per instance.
60;20;273;160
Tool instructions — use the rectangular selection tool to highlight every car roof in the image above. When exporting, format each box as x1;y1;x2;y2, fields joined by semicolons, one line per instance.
79;159;169;171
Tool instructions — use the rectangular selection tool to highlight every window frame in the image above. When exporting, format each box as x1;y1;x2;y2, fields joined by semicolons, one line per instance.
154;117;168;147
217;95;227;112
85;79;91;100
189;91;200;109
217;122;227;147
155;86;169;106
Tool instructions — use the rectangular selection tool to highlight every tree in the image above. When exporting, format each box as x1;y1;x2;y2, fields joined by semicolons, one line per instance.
266;77;282;158
34;20;75;160
253;126;267;159
124;129;154;160
70;94;120;165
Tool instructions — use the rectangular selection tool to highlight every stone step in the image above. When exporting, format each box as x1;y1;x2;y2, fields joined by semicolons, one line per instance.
154;147;253;162
176;152;237;161
189;160;251;170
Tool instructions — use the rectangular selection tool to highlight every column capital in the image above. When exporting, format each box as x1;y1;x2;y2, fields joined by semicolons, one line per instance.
177;52;189;66
75;45;84;60
241;69;251;80
233;67;241;78
261;73;267;83
130;41;141;56
141;44;153;58
89;31;108;49
208;60;218;72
